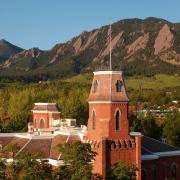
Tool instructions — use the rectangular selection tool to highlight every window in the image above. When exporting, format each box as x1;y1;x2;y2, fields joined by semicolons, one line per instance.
92;80;98;93
40;119;44;129
116;80;123;92
116;110;120;130
92;111;96;130
152;166;157;180
34;119;36;128
142;169;147;180
171;164;177;180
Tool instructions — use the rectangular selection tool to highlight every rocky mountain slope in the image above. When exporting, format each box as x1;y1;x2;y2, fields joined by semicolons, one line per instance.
0;39;23;64
0;17;180;80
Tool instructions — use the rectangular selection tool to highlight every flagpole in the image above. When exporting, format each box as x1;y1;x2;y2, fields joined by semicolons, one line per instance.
110;22;112;71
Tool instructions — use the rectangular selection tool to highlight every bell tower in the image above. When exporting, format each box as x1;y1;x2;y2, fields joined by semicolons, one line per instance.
85;70;141;180
87;71;129;140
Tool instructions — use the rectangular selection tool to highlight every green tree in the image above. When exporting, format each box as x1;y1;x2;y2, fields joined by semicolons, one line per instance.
141;113;161;139
163;113;180;147
57;141;97;180
17;152;53;180
0;160;6;179
107;161;138;180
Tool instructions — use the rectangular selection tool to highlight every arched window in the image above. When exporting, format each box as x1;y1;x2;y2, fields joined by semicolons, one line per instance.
92;80;98;93
116;110;120;130
116;80;122;92
40;119;44;129
171;164;177;180
34;119;36;129
92;111;96;130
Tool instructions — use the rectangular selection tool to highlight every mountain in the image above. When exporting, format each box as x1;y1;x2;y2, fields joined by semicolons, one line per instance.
0;17;180;81
0;39;23;64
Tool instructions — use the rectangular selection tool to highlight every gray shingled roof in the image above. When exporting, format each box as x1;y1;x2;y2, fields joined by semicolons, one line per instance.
142;136;180;155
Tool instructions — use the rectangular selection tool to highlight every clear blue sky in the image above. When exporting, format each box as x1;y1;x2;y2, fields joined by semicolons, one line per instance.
0;0;179;50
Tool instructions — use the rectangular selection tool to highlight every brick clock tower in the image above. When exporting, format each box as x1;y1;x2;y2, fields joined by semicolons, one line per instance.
85;71;141;179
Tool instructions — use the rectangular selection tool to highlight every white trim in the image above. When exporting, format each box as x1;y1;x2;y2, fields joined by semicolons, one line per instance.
142;150;180;161
48;159;64;166
130;132;142;136
34;103;56;105
89;101;128;104
142;154;159;160
154;150;180;157
94;71;122;75
32;110;60;113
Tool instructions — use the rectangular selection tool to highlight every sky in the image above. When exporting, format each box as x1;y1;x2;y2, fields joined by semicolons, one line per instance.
0;0;179;50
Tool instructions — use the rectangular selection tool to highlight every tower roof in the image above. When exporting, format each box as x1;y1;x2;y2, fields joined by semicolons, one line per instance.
88;71;129;102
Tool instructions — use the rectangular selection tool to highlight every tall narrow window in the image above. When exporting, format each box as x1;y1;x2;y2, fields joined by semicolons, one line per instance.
116;110;120;130
152;166;157;180
92;111;96;130
116;80;122;92
92;80;98;93
34;119;36;128
171;164;177;180
40;119;44;129
142;169;147;180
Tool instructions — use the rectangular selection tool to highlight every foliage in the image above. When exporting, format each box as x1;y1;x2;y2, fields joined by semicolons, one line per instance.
107;161;138;180
129;113;162;140
163;113;180;147
57;141;98;180
17;153;53;180
0;72;179;133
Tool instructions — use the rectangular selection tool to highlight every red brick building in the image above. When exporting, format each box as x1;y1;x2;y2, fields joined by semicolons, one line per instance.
32;103;61;129
0;70;180;180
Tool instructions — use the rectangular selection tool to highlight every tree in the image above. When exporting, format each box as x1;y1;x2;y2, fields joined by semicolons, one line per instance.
129;113;162;140
107;161;138;180
163;113;180;147
0;160;6;179
57;141;98;180
141;113;161;139
17;152;53;180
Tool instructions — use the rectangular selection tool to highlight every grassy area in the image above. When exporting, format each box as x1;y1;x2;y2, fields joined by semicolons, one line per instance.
126;74;180;89
63;73;180;90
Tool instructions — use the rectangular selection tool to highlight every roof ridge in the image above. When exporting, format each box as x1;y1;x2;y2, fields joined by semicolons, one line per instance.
142;146;154;155
144;136;180;150
14;138;31;157
58;134;70;160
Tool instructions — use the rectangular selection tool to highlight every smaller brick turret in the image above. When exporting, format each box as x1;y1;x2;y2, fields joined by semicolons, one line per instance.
32;103;61;129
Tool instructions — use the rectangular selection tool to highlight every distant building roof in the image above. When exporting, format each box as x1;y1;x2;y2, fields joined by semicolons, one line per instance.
32;103;60;112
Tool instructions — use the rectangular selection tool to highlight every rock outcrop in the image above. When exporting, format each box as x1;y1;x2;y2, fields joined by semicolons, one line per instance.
127;33;149;55
154;24;173;55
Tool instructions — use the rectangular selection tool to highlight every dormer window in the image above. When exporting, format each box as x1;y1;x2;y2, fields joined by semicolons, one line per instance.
92;80;98;93
116;80;122;92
